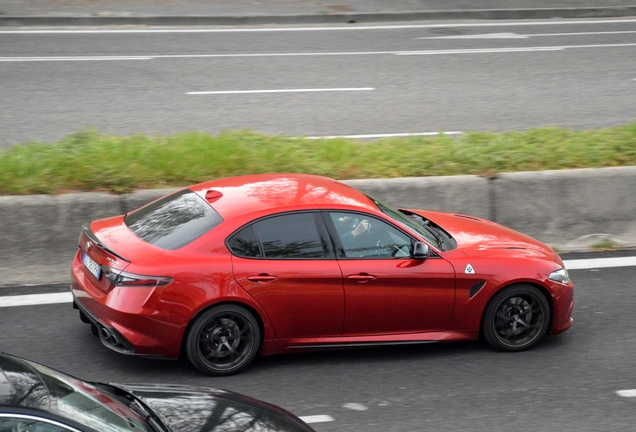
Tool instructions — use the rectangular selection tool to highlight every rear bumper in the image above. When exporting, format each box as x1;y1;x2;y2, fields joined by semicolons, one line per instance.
71;250;183;358
73;297;138;355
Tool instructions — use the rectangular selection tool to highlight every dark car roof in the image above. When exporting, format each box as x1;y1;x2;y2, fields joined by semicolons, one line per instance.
0;354;48;409
0;363;11;403
188;174;378;219
119;383;315;432
0;353;315;432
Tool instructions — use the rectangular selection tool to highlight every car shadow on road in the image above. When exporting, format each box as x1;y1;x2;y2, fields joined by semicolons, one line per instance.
64;327;574;383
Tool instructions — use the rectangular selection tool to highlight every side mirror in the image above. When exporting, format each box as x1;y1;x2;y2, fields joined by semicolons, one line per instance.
413;242;430;260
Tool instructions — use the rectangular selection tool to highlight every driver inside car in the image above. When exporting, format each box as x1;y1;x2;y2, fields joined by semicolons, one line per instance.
336;215;370;249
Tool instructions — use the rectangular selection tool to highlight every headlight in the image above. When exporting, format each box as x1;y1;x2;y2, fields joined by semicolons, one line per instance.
549;268;570;284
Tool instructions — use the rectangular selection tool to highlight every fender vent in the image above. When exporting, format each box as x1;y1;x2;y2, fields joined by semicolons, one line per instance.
469;281;486;298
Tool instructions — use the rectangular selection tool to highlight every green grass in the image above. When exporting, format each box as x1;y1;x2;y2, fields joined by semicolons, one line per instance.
1;123;635;195
590;238;623;251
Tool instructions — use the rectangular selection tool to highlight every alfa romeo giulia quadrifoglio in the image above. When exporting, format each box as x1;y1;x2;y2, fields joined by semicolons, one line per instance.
70;174;574;375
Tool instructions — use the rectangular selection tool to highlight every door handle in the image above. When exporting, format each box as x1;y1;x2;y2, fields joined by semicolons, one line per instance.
247;274;277;283
347;273;377;283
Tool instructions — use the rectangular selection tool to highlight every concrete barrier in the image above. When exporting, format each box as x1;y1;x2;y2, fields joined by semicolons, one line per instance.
1;167;635;286
492;167;636;248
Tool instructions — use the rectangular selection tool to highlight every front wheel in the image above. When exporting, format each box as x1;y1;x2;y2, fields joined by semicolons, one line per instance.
482;284;550;352
185;304;260;376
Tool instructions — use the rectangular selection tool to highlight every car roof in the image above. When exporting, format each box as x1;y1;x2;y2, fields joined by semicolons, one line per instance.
0;353;48;408
188;174;378;219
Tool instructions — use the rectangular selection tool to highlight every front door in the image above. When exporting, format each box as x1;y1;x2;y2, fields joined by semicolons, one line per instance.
327;211;456;336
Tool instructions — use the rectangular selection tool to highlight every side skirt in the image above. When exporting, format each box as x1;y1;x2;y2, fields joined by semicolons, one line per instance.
286;340;438;350
260;331;478;356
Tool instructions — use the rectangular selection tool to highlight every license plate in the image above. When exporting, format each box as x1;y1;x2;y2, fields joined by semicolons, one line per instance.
83;253;101;280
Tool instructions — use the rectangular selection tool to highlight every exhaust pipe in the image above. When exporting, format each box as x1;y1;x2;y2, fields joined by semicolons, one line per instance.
100;326;123;348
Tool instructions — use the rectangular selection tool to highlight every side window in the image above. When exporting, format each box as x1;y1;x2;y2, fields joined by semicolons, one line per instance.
227;213;333;259
227;225;262;257
329;212;413;259
0;417;74;432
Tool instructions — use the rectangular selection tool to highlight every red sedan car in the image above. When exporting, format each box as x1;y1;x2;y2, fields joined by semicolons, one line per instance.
71;174;573;376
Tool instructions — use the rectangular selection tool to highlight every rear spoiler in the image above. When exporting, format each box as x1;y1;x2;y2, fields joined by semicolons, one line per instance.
81;223;130;263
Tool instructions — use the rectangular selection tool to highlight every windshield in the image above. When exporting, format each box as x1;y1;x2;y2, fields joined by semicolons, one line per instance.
26;360;151;432
368;197;442;250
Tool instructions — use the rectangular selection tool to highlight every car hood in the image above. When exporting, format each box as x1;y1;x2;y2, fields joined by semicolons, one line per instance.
114;383;313;432
410;210;560;261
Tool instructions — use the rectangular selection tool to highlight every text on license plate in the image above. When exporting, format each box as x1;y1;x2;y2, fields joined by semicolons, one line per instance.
83;253;101;280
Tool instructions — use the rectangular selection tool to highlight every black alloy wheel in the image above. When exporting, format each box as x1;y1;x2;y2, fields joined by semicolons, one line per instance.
482;284;550;351
185;304;260;376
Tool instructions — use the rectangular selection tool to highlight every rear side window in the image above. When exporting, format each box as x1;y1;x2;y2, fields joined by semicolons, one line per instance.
227;225;262;257
125;189;223;250
228;213;333;259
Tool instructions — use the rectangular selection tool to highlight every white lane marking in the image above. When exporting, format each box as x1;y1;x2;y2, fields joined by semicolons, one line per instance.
187;87;374;95
616;390;636;397
305;132;463;139
0;292;72;308
3;42;635;62
521;30;636;37
2;19;636;33
417;30;636;39
0;56;151;62
343;403;368;411
397;46;564;55
0;256;634;307
419;32;529;39
564;256;636;270
299;415;335;424
0;52;396;62
398;43;636;55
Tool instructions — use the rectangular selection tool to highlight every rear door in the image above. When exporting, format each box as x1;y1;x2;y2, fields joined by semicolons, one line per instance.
229;212;345;340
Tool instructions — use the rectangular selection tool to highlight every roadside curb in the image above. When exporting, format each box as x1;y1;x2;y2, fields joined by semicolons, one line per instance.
2;6;636;27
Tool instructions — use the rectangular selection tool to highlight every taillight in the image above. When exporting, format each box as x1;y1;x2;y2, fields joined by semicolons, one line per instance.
101;266;172;287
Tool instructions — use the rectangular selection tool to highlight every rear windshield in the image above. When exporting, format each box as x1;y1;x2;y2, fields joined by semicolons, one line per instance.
125;189;223;250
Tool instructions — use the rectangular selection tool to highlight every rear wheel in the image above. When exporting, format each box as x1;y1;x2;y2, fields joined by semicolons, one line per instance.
482;284;550;351
185;304;260;376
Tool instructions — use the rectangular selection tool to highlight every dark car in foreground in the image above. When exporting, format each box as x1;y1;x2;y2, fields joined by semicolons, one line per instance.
71;174;574;376
0;353;314;432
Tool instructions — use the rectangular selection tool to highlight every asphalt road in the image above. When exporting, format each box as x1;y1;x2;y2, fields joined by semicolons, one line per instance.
1;18;636;147
2;255;636;431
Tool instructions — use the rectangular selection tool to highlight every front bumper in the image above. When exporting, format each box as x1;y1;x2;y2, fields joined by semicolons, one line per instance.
549;279;574;335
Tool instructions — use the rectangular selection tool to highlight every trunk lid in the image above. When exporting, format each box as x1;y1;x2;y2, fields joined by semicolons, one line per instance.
78;216;164;289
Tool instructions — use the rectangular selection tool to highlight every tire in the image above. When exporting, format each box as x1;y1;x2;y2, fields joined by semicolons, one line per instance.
185;304;260;376
482;284;550;352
